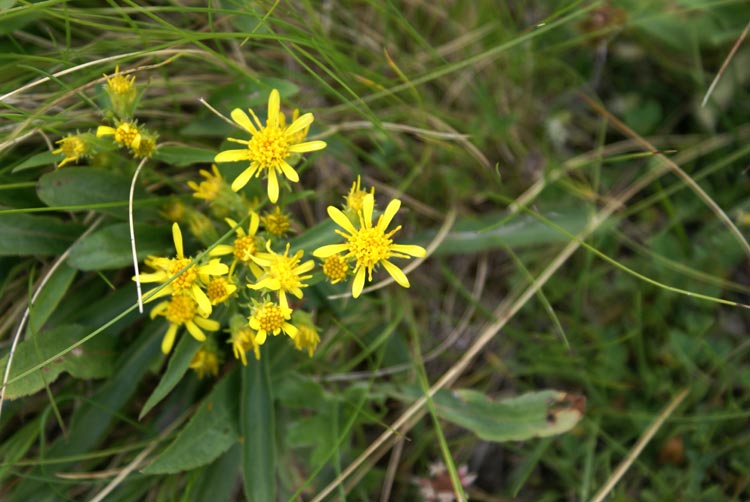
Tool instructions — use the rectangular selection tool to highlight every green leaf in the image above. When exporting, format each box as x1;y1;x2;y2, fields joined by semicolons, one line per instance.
241;357;276;501
140;336;202;419
0;324;112;399
188;444;242;502
0;214;85;256
67;222;171;271
36;167;153;219
152;146;217;167
11;151;59;172
27;264;77;335
142;370;240;475
426;388;585;442
0;416;39;483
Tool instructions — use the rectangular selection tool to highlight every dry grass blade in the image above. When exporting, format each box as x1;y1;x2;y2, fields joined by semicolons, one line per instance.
702;19;750;107
581;93;750;268
590;388;689;502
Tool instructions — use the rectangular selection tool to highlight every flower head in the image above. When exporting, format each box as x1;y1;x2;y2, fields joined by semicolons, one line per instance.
209;212;263;274
228;314;260;365
53;134;90;168
149;295;220;354
292;311;320;357
205;275;237;305
321;254;350;284
136;223;228;315
188;165;225;202
261;206;292;237
249;242;314;309
190;342;221;379
313;193;426;298
248;300;297;345
103;65;138;118
214;89;327;203
344;175;374;212
97;121;142;149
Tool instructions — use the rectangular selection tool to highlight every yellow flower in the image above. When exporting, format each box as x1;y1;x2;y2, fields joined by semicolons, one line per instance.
161;200;187;222
97;122;142;149
190;344;221;379
149;295;220;354
261;206;292;237
103;65;138;118
188;164;225;202
249;242;314;310
136;223;228;315
205;275;237;305
228;315;260;365
53;134;89;168
210;212;263;273
292;312;320;357
104;65;136;98
214;89;327;203
132;130;157;158
344;175;374;212
313;194;426;298
321;254;350;284
249;301;297;345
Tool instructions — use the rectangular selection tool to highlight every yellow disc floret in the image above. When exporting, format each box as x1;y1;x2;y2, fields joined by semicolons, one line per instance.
322;255;349;284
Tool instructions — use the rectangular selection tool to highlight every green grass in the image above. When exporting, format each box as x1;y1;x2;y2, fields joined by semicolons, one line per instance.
2;1;750;500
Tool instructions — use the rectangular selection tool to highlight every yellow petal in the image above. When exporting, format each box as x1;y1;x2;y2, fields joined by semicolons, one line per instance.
255;330;267;345
248;211;260;235
362;194;375;228
283;322;298;339
285;112;313;136
279;159;299;183
391;243;427;257
192;285;212;316
195;317;221;331
96;125;116;137
172;222;184;258
382;260;410;288
267;168;279;203
185;320;207;342
231;166;257;192
162;324;179;354
352;267;366;298
209;244;235;257
327;206;357;234
381;198;401;230
267;89;280;128
313;243;349;258
215;149;252;163
231;108;258;135
288;140;327;153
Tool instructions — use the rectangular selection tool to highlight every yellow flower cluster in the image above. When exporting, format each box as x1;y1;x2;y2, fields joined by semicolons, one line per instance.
52;65;157;168
124;87;425;378
136;223;233;354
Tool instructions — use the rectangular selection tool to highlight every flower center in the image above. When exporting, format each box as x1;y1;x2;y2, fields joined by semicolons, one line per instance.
263;210;291;236
323;255;349;282
115;123;139;147
248;126;289;168
348;228;392;269
206;278;229;303
168;257;197;293
233;235;257;262
61;137;86;158
270;252;304;290
254;304;285;332
165;295;197;325
108;74;135;95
